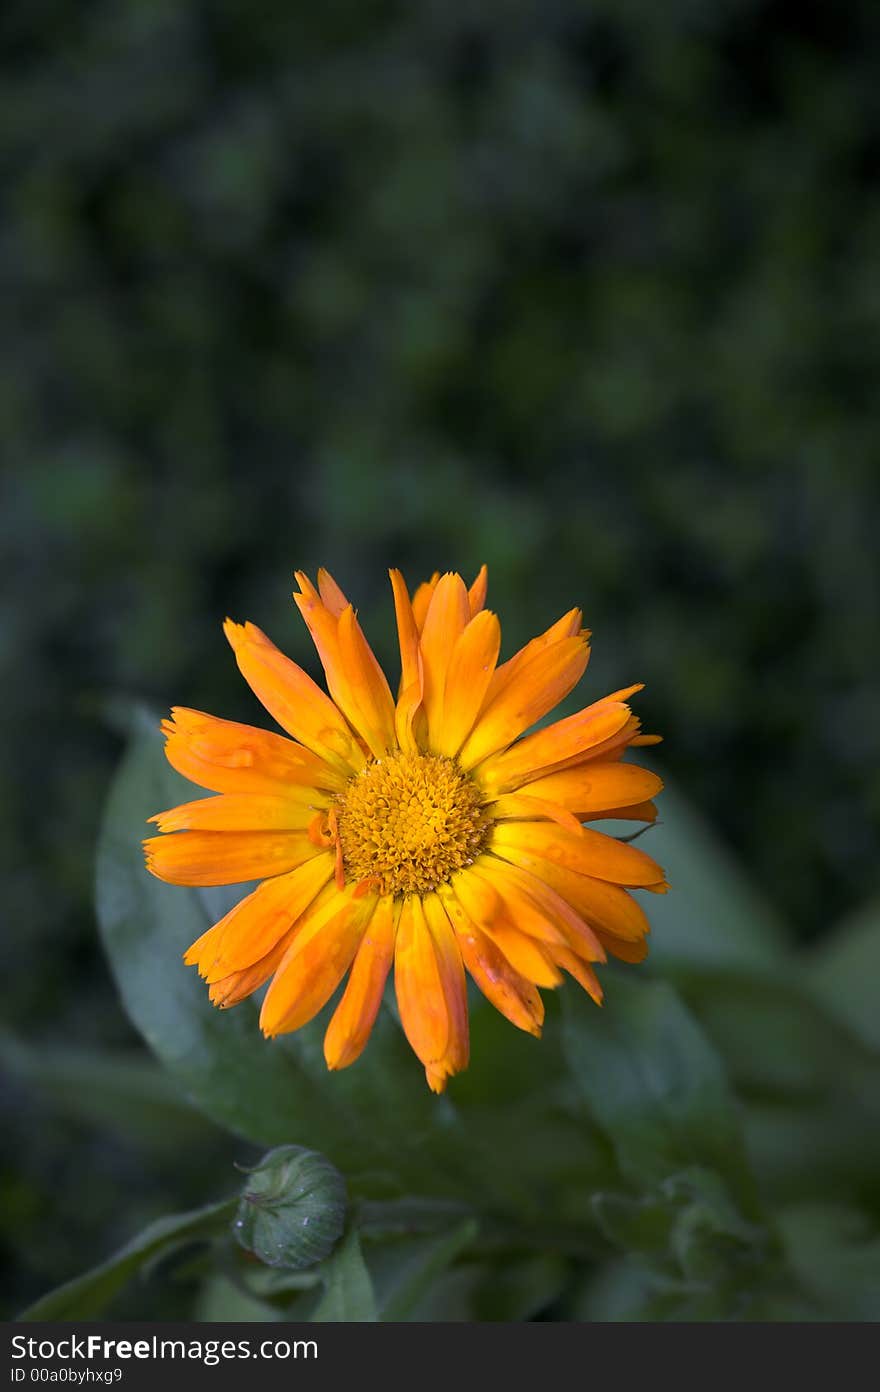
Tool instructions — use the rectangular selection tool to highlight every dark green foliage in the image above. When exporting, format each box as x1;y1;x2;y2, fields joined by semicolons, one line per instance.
3;0;879;1317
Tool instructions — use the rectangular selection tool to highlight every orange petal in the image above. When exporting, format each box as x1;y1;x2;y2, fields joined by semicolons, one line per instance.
432;609;501;757
549;944;604;1005
183;852;334;980
481;607;584;709
411;573;440;632
143;830;319;887
293;575;395;759
450;864;567;946
208;926;299;1008
422;893;470;1078
150;791;328;834
394;896;447;1065
259;885;376;1036
323;895;398;1070
224;619;364;773
484;925;563;987
389;568;426;753
317;568;350;616
487;839;651;941
474;856;606;961
419;573;470;744
476;698;633;793
440;888;543;1035
468;564;488;616
516;763;664;817
394;893;469;1082
458;635;591;770
596;931;650;964
591;800;658;824
161;708;346;795
488;792;585;836
336;604;397;757
491;820;666;889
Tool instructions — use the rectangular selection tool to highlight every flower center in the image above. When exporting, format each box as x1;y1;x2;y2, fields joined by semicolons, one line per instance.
335;751;492;897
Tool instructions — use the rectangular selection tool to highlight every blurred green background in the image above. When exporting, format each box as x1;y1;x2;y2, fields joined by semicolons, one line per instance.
2;0;879;1318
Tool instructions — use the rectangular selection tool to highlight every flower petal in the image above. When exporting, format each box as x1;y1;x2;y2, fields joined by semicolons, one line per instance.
224;619;364;773
548;944;604;1004
458;634;591;770
487;838;652;941
422;893;470;1087
432;609;501;758
516;762;664;817
183;852;335;980
473;856;606;961
480;607;584;710
150;792;328;833
317;568;350;616
259;885;376;1036
419;573;470;743
161;708;345;795
411;573;440;632
394;892;469;1088
477;699;636;793
336;604;397;757
293;574;395;759
439;887;544;1035
323;895;398;1070
468;564;488;615
389;568;426;753
143;830;319;887
491;820;666;888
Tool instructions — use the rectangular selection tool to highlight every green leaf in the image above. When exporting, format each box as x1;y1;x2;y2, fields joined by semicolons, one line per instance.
803;897;880;1053
621;776;790;970
672;971;880;1200
311;1227;377;1322
193;1274;283;1322
0;1032;215;1155
378;1219;478;1321
234;1145;346;1270
95;720;444;1181
17;1199;235;1321
560;974;757;1214
777;1203;880;1321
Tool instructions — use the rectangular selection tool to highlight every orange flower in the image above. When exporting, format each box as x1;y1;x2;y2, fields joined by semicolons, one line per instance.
144;568;665;1091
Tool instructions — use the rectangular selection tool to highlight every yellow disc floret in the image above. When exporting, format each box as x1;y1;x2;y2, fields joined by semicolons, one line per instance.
335;751;492;897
